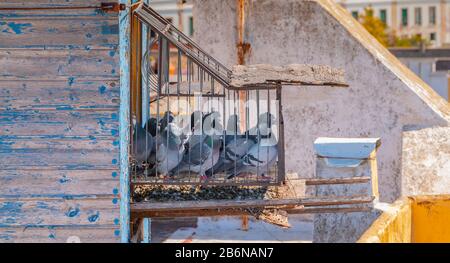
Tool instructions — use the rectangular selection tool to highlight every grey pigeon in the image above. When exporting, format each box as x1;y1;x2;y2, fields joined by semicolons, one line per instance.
147;122;185;176
144;117;158;137
171;111;222;179
159;111;175;132
132;120;154;165
226;135;278;179
226;112;278;179
208;113;272;172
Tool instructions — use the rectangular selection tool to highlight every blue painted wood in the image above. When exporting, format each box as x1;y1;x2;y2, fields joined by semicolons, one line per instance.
0;80;119;111
142;218;150;243
0;0;106;8
0;138;119;168
0;49;119;79
0;110;119;137
119;0;131;243
0;225;120;243
0;0;121;243
0;170;119;198
0;19;118;49
0;198;119;226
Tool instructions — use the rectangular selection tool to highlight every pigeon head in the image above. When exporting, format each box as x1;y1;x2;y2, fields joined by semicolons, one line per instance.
144;117;158;137
159;111;175;132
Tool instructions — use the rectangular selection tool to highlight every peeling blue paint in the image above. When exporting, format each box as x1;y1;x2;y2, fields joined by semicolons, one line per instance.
88;212;100;223
68;77;75;87
65;207;80;218
101;25;119;35
59;176;71;184
99;85;107;94
0;22;32;34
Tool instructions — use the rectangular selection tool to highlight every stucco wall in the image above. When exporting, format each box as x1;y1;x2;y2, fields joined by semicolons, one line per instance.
193;0;449;203
401;126;450;196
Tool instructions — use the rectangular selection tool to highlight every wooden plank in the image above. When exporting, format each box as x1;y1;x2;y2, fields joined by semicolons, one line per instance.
0;225;119;243
0;198;119;226
0;80;119;111
0;138;118;169
305;176;371;185
0;10;117;21
0;170;119;197
131;195;375;212
0;19;118;48
0;0;106;8
131;205;374;219
0;49;118;79
0;110;119;137
119;0;131;243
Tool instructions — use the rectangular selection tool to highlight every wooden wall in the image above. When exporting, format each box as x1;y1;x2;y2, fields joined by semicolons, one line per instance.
0;0;121;242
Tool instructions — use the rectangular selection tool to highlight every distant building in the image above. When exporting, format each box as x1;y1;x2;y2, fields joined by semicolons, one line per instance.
390;47;450;101
337;0;450;47
149;0;194;36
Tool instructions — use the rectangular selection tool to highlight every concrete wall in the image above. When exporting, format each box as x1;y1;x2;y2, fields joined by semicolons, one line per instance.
401;126;450;196
358;197;412;243
359;195;450;243
191;0;449;242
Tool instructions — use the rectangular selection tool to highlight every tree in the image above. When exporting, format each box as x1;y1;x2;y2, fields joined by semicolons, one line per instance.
359;7;389;47
357;6;429;48
392;33;429;48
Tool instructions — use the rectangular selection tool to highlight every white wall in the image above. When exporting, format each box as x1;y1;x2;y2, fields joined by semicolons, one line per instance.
193;0;449;202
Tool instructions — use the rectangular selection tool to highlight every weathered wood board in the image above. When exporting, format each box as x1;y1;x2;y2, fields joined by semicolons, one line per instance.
0;80;119;110
0;1;121;243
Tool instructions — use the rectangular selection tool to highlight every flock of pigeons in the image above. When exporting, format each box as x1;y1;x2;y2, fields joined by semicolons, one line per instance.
132;110;279;181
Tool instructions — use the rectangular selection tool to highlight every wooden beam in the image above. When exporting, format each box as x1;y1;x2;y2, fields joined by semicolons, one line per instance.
131;203;374;219
305;176;371;185
130;195;375;219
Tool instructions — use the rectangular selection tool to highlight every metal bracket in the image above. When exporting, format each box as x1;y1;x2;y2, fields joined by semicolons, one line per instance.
101;2;126;13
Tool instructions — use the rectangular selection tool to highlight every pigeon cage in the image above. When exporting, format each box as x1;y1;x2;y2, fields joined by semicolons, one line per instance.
129;4;285;188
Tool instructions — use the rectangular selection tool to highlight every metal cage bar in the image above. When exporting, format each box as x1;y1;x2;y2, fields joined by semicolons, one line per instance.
130;3;285;187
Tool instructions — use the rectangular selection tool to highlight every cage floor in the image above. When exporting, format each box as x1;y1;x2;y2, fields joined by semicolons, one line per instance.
132;184;285;202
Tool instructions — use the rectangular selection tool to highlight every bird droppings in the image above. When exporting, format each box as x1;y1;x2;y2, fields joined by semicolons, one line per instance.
133;185;270;202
